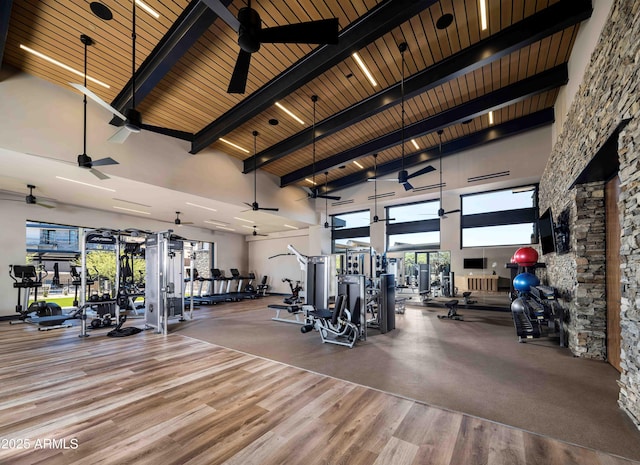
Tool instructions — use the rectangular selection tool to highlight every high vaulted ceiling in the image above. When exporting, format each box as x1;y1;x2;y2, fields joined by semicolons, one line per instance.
2;0;591;197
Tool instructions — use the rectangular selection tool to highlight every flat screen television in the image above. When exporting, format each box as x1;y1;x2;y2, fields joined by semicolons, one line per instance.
463;258;487;269
538;207;556;255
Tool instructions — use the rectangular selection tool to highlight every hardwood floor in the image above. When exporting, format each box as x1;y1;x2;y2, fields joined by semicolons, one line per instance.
0;321;637;465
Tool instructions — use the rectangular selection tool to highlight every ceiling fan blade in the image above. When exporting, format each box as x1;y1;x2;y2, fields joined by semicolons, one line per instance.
444;209;461;214
408;165;436;179
228;49;252;94
259;18;339;44
69;83;127;121
258;207;279;212
140;124;194;142
317;194;341;201
90;168;109;180
402;181;413;191
91;157;119;167
36;201;56;209
108;126;133;144
200;0;240;32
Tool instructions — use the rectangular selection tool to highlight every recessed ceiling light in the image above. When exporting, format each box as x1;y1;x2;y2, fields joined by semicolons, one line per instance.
479;0;488;31
219;138;249;153
233;216;254;223
305;178;317;185
462;119;473;125
352;52;378;87
20;45;111;89
204;220;228;226
186;202;217;212
411;139;420;150
113;206;151;215
216;226;236;231
56;176;116;192
112;198;151;207
284;224;298;230
275;102;305;125
353;160;364;169
436;13;454;30
488;111;494;125
135;0;160;19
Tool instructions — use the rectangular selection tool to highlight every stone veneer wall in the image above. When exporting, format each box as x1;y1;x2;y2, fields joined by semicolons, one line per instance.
538;0;640;428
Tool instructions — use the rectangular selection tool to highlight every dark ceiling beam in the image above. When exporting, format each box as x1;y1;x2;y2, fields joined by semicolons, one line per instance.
109;0;232;117
281;64;567;187
244;0;592;173
324;109;554;193
0;0;13;71
190;0;439;154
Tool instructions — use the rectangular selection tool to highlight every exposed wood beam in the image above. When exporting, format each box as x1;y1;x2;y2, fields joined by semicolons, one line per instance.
190;0;439;154
281;65;567;187
244;0;592;173
109;0;232;119
324;109;555;193
0;0;13;71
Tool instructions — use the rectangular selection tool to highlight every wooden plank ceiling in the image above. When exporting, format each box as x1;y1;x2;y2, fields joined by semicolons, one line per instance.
2;0;589;194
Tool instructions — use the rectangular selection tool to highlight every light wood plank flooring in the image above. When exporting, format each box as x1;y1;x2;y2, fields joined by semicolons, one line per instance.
0;321;637;465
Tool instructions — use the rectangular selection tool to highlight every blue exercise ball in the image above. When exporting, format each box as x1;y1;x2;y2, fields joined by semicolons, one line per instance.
513;272;539;292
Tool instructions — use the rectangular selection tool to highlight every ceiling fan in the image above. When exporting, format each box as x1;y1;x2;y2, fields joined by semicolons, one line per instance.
303;95;341;201
0;185;56;208
377;42;435;190
435;129;461;219
174;211;194;226
252;225;268;236
370;154;395;224
108;1;187;144
201;0;339;93
244;130;279;211
71;34;120;180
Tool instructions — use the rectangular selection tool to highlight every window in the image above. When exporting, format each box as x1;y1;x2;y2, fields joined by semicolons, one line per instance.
461;186;538;248
331;210;370;253
386;200;440;251
332;210;370;229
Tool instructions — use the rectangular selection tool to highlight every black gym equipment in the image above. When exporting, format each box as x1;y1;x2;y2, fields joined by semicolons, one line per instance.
462;291;476;305
256;275;269;296
511;285;565;346
268;303;307;324
9;264;76;330
437;300;463;321
229;268;259;299
301;294;363;348
70;265;95;308
282;278;303;305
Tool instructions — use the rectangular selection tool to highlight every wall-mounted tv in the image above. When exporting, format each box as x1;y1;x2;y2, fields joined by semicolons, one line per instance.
538;207;556;255
463;257;487;269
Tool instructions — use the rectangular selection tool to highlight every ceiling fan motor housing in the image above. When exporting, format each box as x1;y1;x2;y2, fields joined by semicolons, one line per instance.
238;7;261;53
124;108;142;133
77;153;93;168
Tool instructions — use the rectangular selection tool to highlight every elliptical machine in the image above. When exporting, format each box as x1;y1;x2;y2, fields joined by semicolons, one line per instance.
9;264;73;330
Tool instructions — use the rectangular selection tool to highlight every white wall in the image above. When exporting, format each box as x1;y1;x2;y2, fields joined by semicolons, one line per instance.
247;230;309;295
0;197;246;317
0;72;317;225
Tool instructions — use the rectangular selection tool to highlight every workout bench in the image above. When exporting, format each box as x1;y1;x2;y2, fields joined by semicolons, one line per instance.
437;299;464;321
268;304;309;325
